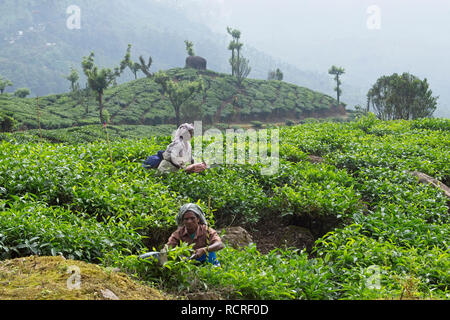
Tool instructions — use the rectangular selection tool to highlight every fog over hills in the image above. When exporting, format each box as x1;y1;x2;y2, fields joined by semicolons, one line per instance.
182;0;450;117
1;0;448;117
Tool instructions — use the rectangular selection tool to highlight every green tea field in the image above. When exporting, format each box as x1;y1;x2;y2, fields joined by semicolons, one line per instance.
0;116;448;300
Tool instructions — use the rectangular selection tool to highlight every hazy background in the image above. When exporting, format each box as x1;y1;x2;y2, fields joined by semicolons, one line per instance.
1;0;449;117
181;0;450;117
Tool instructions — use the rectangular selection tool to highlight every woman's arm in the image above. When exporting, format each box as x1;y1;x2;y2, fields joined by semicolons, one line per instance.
193;227;225;258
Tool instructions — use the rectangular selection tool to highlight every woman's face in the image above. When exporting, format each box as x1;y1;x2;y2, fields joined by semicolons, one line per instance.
183;211;199;233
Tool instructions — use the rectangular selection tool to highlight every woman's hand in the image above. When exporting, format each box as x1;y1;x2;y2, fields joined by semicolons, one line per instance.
193;247;208;259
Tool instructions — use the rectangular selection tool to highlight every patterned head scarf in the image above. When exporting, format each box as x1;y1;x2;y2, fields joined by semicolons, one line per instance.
176;203;208;226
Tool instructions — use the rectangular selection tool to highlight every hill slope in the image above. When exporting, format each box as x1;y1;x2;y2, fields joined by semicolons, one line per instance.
1;67;344;131
0;0;349;106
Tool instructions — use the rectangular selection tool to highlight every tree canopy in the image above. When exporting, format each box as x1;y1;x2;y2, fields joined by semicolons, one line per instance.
66;67;80;92
81;48;129;123
227;27;251;87
0;76;13;94
328;65;345;106
367;72;438;120
184;40;195;57
268;68;283;81
154;71;204;127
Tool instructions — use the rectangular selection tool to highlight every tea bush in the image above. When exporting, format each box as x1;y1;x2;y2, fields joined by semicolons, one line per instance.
153;167;268;225
0;198;143;262
196;245;338;300
0;116;448;299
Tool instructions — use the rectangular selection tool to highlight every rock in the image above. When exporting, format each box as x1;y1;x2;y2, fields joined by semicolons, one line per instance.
410;171;450;198
185;56;207;70
219;227;253;249
100;289;119;300
307;155;323;164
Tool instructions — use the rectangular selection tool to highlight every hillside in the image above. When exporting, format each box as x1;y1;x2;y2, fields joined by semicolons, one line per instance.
0;117;448;300
0;67;344;131
0;0;345;104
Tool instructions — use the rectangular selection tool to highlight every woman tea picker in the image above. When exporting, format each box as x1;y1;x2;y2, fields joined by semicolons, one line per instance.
158;123;195;173
166;203;224;266
157;123;207;173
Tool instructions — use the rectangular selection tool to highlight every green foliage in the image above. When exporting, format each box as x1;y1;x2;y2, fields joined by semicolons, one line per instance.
81;49;129;124
1;67;339;130
328;65;345;105
268;68;283;81
197;245;337;299
65;67;80;92
315;224;449;299
154;167;267;225
273;180;360;220
184;40;195;57
0;198;143;263
226;27;251;87
0;112;17;132
410;117;450;131
13;88;30;98
0;76;13;94
368;73;438;120
104;242;200;293
355;112;379;133
154;70;204;127
1;98;448;299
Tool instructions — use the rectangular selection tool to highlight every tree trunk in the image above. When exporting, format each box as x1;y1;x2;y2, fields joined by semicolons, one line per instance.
231;49;235;76
366;95;370;113
175;105;181;128
236;48;241;76
98;92;104;124
336;75;340;105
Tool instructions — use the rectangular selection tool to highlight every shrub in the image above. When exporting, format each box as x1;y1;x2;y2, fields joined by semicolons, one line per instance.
0;113;17;132
250;121;264;129
0;199;143;263
14;88;31;98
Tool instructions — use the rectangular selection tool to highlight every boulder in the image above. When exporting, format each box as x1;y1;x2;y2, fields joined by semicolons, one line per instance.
307;155;323;164
100;288;119;300
219;226;253;249
410;171;450;198
185;56;207;70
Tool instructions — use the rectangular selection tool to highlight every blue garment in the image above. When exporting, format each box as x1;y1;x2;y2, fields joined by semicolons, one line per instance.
142;150;164;169
196;251;220;266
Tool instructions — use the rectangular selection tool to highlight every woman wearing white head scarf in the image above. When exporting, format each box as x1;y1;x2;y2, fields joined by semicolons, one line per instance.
158;123;195;173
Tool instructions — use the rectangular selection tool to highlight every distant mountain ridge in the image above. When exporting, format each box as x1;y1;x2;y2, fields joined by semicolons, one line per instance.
0;0;351;106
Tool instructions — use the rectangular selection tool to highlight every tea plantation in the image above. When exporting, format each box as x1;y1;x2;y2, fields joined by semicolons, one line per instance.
0;68;342;131
0;116;448;299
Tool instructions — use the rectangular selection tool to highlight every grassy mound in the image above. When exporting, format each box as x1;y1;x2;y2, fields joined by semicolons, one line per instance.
0;255;168;300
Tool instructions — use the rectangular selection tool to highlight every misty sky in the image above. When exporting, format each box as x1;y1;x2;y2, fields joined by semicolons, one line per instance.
181;0;450;116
